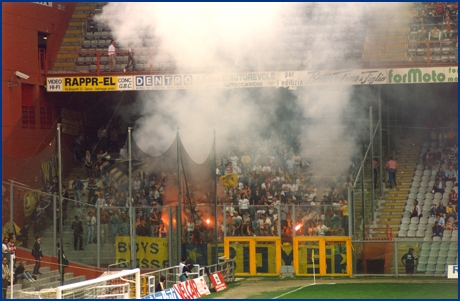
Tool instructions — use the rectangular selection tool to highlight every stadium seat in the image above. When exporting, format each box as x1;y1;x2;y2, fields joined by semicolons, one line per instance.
418;223;427;230
448;243;458;251
434;264;446;274
418;256;428;265
425;192;434;200
439;249;448;257
420;249;430;257
82;40;92;48
450;235;458;242
409;223;418;231
400;223;409;231
443;230;452;238
423;236;432;241
85;32;94;40
440;242;450;251
431;242;441;250
416;229;426;238
410;217;419;224
433;236;442;241
427;256;438;264
446;257;457;265
425;263;435;274
407;230;416;238
419;186;427;194
398;229;407;238
429;249;439;257
416;263;426;273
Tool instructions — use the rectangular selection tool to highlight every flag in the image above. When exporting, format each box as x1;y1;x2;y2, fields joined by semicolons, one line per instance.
219;174;239;189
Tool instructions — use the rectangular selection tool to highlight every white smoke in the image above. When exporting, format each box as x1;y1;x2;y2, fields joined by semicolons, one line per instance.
97;2;386;181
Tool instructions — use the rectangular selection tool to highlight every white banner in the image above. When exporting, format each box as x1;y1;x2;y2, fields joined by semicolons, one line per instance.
34;2;52;7
46;67;458;92
447;265;458;279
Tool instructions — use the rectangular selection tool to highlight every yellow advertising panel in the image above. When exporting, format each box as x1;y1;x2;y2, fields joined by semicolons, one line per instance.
115;236;169;269
47;76;133;92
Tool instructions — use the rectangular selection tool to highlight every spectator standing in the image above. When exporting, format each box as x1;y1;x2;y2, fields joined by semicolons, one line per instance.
17;224;29;248
7;238;16;268
72;176;84;207
136;219;149;237
57;243;69;278
71;216;84;251
83;150;93;179
339;200;349;235
410;200;422;219
401;248;418;275
2;257;11;299
2;239;10;264
32;236;43;275
86;212;96;244
385;157;398;188
124;43;135;72
108;40;116;72
179;257;193;282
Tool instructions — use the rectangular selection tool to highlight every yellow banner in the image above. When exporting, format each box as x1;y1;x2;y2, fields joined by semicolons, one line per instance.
219;174;238;189
24;191;39;217
115;236;169;269
63;76;118;92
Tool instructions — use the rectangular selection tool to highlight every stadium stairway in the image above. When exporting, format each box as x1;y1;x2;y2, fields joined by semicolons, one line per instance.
374;130;424;237
5;263;86;298
52;2;106;73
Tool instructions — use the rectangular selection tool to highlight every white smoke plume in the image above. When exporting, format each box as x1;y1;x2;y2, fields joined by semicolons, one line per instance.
97;3;388;187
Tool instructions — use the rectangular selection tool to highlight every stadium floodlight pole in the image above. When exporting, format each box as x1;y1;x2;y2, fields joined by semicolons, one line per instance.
213;129;218;264
177;130;182;263
369;106;374;221
128;127;136;268
57;123;64;285
9;181;13;238
10;253;14;299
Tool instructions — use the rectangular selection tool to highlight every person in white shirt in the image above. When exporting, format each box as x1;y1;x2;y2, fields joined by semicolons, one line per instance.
108;40;116;71
238;193;250;215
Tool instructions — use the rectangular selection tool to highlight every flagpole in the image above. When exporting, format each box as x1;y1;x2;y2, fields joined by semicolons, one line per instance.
312;249;316;284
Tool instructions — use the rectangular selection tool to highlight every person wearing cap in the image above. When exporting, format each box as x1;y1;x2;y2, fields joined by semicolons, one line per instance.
401;247;418;275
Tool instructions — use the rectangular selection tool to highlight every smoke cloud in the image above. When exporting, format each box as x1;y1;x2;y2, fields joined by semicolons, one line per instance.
97;3;389;192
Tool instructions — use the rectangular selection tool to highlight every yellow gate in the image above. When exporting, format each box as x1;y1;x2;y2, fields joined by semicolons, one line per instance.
224;236;352;277
223;237;281;276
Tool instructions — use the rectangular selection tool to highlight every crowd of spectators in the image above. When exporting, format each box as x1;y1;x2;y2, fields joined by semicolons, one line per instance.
408;3;458;62
56;125;357;246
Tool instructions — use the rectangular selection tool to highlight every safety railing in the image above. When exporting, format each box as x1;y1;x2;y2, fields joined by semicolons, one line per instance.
42;39;458;77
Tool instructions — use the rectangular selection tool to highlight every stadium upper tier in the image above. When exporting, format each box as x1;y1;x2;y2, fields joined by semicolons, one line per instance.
48;2;458;75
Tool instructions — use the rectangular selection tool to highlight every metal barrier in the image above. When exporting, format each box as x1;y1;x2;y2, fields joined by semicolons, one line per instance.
139;258;235;297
